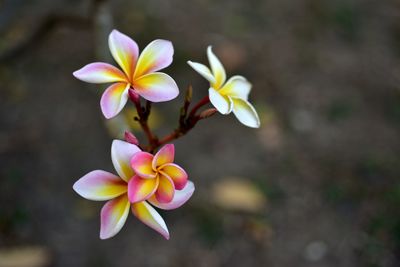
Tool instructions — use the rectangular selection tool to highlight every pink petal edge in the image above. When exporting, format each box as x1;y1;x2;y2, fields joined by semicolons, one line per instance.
73;62;127;84
152;144;175;169
100;194;130;239
73;170;126;201
159;163;188;190
148;181;195;210
100;82;130;119
130;152;157;178
128;175;159;203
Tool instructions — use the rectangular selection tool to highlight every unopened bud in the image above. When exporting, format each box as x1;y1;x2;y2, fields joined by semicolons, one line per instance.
199;108;217;119
124;131;139;145
128;89;140;103
185;86;193;103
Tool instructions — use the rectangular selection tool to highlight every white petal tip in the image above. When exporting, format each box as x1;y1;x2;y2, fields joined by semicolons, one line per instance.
232;98;261;128
239;115;260;128
158;227;170;240
157;228;170;240
72;182;79;194
72;70;84;80
100;106;117;119
102;112;113;119
99;230;117;240
247;122;260;128
99;233;109;240
240;118;260;128
110;29;122;37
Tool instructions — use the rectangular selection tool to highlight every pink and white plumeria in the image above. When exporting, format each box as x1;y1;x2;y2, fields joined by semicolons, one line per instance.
73;30;179;119
188;46;260;128
128;144;188;205
73;140;194;239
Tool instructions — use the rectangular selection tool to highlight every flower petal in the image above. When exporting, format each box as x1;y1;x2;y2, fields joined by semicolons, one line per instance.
134;39;174;78
111;140;141;182
209;87;232;114
128;175;159;203
219;76;251;100
73;170;127;201
155;173;175;203
152;144;174;170
73;62;127;84
187;61;216;84
148;181;195;210
159;163;187;190
231;97;260;128
108;30;139;78
131;201;169;239
100;194;130;239
133;72;179;102
207;46;226;89
130;152;157;178
100;82;130;119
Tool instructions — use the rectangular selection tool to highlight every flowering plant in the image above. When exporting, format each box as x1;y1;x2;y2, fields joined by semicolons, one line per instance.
72;30;260;239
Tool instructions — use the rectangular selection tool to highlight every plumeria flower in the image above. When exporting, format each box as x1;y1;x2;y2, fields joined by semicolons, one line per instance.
73;30;179;119
187;46;260;128
73;140;194;239
128;144;189;205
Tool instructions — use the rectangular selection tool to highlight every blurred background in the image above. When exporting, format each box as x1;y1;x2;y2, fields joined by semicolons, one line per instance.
1;0;400;266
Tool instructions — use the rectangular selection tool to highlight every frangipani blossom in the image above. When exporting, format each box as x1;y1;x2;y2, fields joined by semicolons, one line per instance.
128;144;189;205
73;30;179;119
73;140;194;239
187;46;260;128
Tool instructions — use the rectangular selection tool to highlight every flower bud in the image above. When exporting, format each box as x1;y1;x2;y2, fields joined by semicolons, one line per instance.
199;108;217;119
124;131;139;145
128;89;140;103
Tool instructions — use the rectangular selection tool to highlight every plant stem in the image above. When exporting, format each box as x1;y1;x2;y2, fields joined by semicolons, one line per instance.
130;89;212;152
188;95;210;118
129;91;158;151
152;95;211;150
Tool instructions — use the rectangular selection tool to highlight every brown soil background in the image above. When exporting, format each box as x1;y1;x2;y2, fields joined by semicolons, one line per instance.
1;0;399;266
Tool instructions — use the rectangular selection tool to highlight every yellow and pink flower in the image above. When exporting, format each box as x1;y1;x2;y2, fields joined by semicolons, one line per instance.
73;30;179;119
188;46;260;128
73;140;194;239
128;144;188;204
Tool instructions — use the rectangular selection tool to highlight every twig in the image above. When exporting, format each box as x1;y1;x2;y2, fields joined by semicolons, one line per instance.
146;91;212;151
129;90;158;151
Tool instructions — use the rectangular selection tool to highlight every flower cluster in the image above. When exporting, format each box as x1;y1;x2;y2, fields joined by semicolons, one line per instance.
72;30;260;239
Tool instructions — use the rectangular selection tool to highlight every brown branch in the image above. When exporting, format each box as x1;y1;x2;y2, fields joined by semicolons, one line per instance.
188;95;210;118
129;90;158;151
129;86;213;152
147;93;212;151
